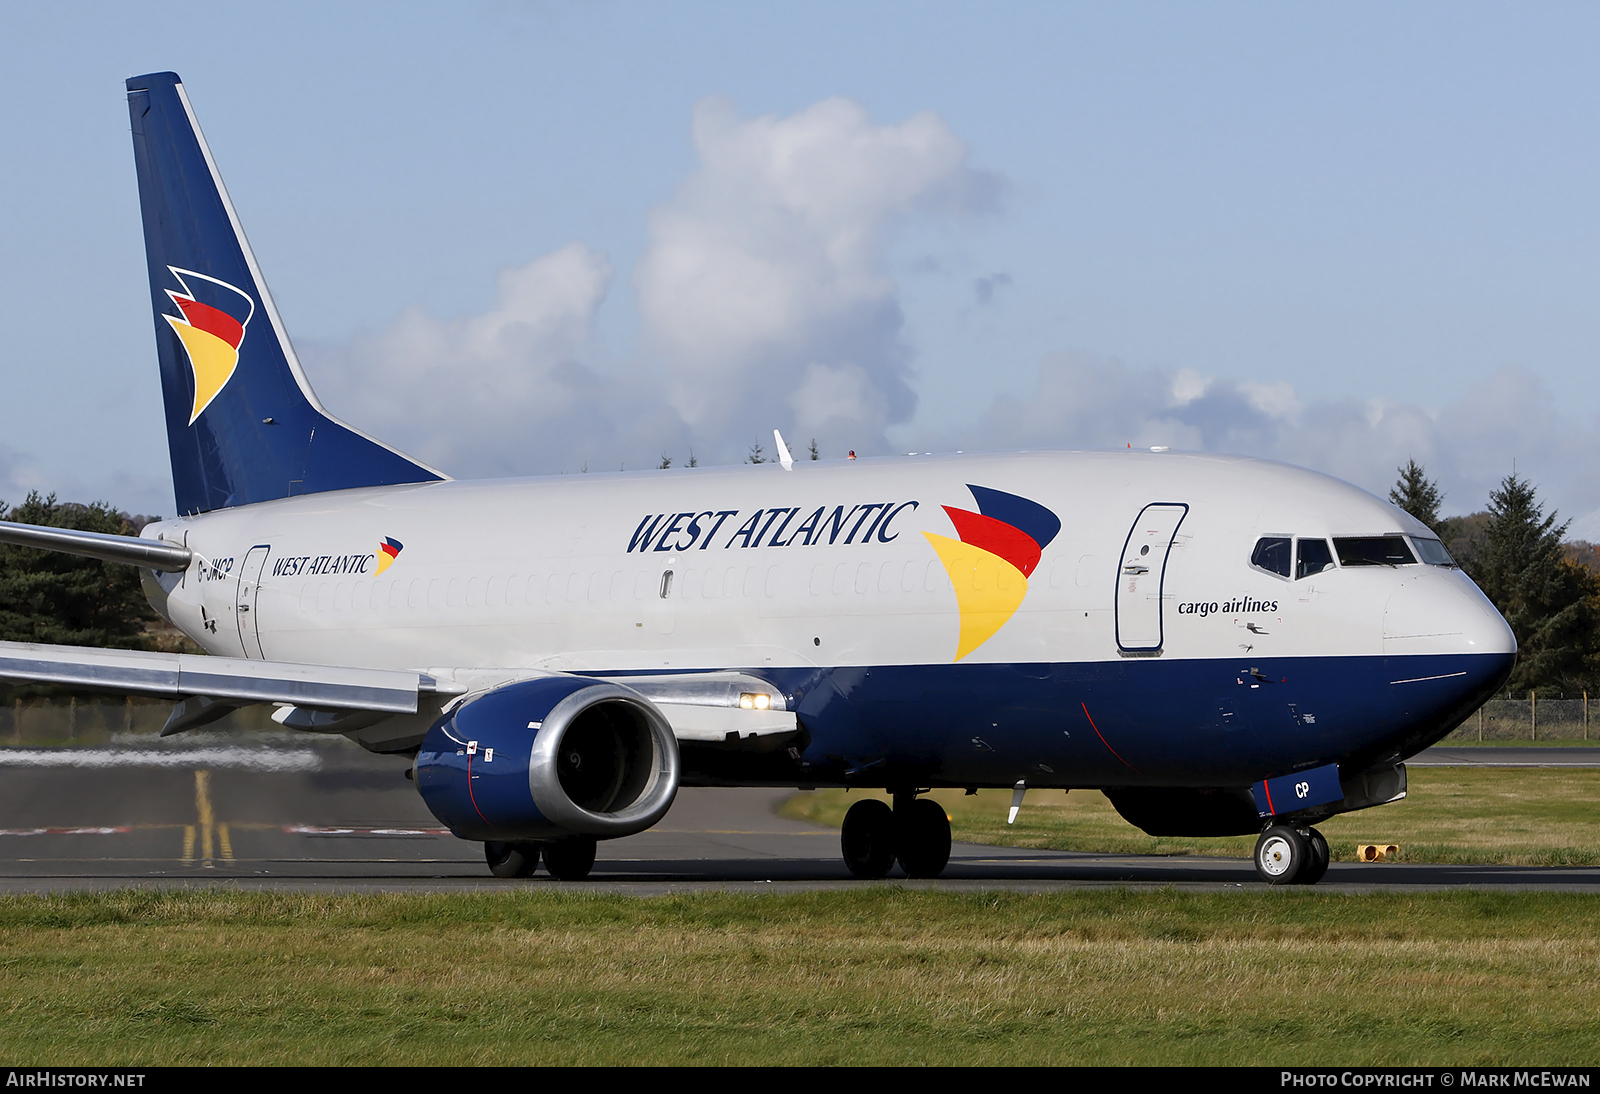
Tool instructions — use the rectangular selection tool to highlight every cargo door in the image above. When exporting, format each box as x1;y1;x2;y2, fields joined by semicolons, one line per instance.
235;545;270;659
1115;504;1188;652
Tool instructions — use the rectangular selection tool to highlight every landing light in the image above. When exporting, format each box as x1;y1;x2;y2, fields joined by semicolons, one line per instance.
738;693;771;710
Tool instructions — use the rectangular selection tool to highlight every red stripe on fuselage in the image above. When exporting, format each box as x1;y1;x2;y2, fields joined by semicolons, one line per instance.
942;507;1043;577
176;298;245;349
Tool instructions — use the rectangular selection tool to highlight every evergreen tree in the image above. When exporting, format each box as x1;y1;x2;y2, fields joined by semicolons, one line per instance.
1390;459;1443;529
0;492;157;649
1466;474;1600;693
746;443;766;465
808;438;819;461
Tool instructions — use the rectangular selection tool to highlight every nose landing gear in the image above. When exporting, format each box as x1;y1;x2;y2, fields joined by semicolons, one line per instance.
1254;823;1331;885
841;790;952;879
1303;828;1331;884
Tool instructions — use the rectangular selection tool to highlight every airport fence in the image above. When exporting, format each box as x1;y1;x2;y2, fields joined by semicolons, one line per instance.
1439;695;1593;743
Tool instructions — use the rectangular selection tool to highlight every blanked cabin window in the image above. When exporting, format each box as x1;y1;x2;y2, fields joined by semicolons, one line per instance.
1412;537;1456;567
1333;536;1417;567
1296;538;1335;579
1251;536;1292;578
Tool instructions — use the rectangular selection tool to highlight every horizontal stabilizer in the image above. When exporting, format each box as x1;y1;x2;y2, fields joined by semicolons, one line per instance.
0;520;192;572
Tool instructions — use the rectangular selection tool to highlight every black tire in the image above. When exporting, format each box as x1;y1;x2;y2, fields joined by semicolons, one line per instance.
1298;828;1331;885
841;799;896;878
896;798;952;879
543;836;597;881
485;840;538;878
1254;824;1307;885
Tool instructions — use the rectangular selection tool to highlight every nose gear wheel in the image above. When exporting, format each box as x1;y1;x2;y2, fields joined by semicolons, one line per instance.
1254;824;1308;885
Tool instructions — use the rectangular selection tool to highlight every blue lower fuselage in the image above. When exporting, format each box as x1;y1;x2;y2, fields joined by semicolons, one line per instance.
691;650;1513;788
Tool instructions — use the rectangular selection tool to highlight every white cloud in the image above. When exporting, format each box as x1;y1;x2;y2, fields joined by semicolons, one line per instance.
305;242;684;476
786;362;889;436
303;97;993;476
940;355;1600;528
1170;368;1208;405
282;95;1600;541
1239;381;1301;420
634;96;994;456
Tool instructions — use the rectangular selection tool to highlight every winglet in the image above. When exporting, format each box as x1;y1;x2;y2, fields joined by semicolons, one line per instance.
774;429;794;471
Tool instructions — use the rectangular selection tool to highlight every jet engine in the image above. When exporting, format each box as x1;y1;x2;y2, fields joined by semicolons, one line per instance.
414;676;679;841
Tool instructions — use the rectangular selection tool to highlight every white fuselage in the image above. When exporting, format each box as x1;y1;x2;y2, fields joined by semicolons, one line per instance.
142;450;1511;678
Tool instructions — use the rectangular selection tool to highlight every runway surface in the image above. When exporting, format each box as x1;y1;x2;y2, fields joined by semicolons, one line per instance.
0;735;1595;894
1409;746;1600;767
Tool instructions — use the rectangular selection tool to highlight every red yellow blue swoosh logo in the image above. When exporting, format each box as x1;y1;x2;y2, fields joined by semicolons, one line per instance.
924;485;1061;661
375;537;404;575
161;267;255;425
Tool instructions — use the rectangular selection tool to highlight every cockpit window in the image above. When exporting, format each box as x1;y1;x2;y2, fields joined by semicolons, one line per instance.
1412;537;1456;567
1333;536;1418;567
1296;538;1335;579
1251;537;1292;578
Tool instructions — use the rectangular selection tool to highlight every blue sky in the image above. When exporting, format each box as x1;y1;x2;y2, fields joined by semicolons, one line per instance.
4;2;1600;530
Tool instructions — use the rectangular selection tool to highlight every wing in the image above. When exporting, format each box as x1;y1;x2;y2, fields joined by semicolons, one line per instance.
0;640;795;748
0;639;438;734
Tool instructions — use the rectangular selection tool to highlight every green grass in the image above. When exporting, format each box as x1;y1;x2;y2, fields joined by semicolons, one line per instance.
0;889;1598;1065
780;767;1600;866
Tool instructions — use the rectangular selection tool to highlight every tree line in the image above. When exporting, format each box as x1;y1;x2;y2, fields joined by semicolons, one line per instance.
0;493;161;651
1390;460;1598;696
0;493;188;701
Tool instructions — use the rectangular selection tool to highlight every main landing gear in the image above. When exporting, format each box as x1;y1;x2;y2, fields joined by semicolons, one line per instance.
484;836;598;881
1253;824;1330;886
841;791;952;879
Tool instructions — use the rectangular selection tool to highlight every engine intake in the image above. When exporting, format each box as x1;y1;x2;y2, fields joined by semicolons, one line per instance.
415;676;679;841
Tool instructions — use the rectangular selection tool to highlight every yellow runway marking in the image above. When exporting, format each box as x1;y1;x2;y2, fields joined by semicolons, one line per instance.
196;770;214;866
184;769;234;866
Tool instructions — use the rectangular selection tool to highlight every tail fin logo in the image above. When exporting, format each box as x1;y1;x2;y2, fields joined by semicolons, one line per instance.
161;266;255;425
375;537;404;575
924;485;1062;661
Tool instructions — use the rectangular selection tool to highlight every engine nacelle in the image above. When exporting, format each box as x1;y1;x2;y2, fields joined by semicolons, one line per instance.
415;675;679;841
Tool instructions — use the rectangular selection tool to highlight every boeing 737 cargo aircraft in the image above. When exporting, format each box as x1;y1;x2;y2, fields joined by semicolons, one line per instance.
0;73;1516;884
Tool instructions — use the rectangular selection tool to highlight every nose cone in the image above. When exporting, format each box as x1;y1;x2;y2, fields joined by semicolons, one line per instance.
1383;569;1516;657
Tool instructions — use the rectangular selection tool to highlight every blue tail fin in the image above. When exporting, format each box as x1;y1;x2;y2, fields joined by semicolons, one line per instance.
126;72;445;515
